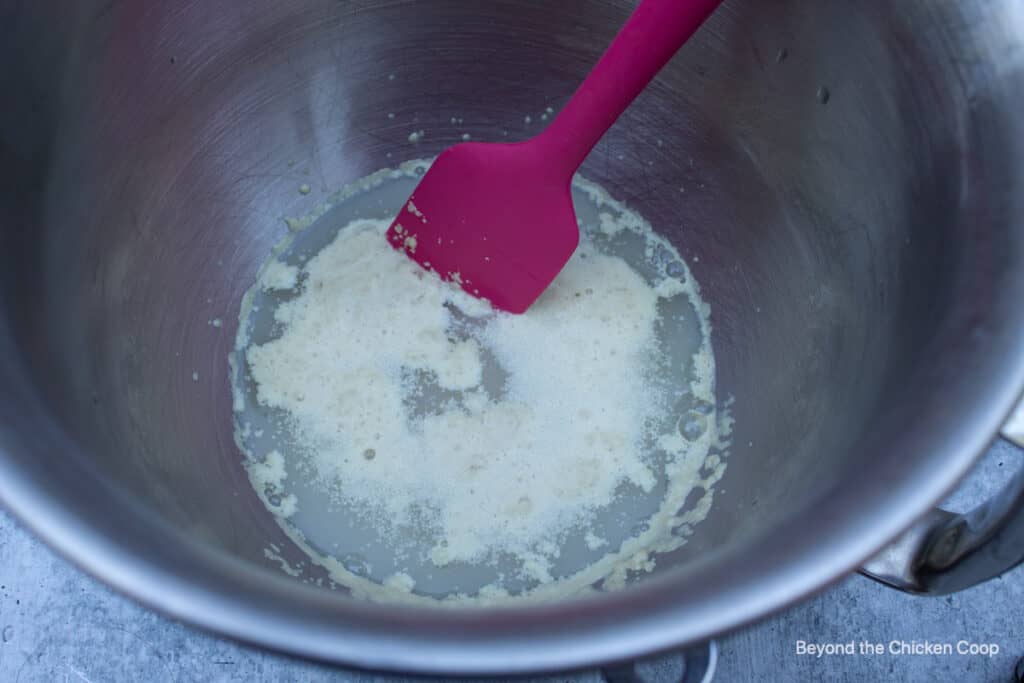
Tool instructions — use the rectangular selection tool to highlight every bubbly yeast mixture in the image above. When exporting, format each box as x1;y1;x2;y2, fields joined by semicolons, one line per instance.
232;161;729;605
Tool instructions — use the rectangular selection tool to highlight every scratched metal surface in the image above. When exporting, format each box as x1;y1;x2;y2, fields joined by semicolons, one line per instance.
0;440;1020;683
4;0;1024;674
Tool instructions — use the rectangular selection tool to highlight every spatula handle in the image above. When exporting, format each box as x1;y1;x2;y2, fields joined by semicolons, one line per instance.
538;0;722;175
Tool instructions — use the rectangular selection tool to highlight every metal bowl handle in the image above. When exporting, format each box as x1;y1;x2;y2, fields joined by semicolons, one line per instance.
860;406;1024;595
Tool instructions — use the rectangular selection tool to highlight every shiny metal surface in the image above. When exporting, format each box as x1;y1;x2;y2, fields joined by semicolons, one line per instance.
861;438;1024;595
1;0;1024;674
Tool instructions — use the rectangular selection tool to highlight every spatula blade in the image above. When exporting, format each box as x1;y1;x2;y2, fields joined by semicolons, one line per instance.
386;142;579;314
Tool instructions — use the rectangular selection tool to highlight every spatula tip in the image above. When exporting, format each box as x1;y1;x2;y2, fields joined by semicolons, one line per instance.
386;142;579;314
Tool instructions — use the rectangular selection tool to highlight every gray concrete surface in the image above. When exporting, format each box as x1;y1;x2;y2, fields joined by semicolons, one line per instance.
1;441;1022;682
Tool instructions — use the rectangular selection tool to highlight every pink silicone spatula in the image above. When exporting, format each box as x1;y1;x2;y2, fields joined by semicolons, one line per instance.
386;0;722;313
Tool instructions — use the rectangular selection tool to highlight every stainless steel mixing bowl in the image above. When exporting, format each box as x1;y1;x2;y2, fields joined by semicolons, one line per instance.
2;0;1024;674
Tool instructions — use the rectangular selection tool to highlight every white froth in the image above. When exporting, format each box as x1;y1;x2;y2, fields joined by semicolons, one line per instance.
260;261;300;291
234;161;730;605
245;218;675;569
